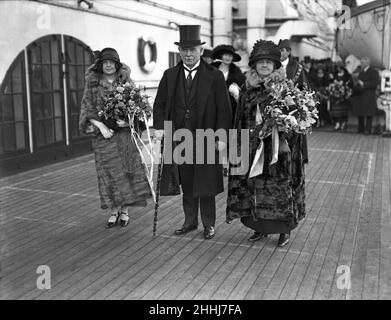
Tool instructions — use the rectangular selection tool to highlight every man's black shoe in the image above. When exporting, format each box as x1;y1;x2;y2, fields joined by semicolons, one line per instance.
203;226;215;240
174;225;197;235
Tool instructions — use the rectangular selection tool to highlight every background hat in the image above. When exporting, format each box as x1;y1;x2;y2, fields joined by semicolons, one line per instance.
94;47;122;68
249;40;281;68
303;55;312;63
202;48;213;58
278;39;291;50
211;44;241;62
174;25;206;47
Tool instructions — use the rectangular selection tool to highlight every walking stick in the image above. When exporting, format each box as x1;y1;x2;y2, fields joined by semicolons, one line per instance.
153;135;164;237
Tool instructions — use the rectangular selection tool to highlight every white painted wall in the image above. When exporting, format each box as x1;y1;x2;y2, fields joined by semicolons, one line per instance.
0;0;213;93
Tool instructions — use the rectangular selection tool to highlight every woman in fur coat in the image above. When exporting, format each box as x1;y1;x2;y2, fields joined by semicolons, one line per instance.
226;40;306;247
79;48;152;228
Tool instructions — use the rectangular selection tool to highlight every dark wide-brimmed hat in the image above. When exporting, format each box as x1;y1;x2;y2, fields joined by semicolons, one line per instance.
249;39;281;69
174;25;206;47
278;39;291;50
303;55;312;63
93;47;123;69
211;44;241;62
202;48;213;58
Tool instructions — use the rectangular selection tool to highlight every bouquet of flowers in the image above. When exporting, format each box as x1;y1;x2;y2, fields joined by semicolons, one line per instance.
99;81;152;130
99;81;157;201
254;79;319;138
326;79;352;101
249;80;318;178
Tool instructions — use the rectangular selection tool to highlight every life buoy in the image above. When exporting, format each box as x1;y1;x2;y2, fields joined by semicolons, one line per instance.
138;37;157;73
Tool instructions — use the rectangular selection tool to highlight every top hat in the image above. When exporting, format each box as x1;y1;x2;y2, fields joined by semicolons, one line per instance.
212;44;241;62
249;39;281;69
278;39;291;50
303;55;312;63
174;25;206;47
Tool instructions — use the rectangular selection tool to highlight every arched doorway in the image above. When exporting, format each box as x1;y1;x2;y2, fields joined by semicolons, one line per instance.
27;34;94;148
0;51;29;156
0;34;94;175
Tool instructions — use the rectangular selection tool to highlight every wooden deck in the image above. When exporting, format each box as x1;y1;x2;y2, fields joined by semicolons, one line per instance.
1;130;391;300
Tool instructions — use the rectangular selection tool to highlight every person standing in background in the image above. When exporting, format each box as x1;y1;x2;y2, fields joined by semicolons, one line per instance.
354;57;380;134
278;39;309;164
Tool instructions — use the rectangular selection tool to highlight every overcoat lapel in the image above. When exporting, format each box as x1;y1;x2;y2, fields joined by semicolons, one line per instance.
196;62;214;127
166;63;182;122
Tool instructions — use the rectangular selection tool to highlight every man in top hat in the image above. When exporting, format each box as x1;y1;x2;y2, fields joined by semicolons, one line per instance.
278;39;309;164
153;25;232;240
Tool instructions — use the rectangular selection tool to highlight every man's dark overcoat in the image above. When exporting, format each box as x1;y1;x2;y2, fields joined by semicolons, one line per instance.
153;60;232;197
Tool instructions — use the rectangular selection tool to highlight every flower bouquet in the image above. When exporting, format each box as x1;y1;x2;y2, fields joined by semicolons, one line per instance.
99;81;152;131
100;81;157;201
253;80;319;138
249;80;318;178
326;79;352;102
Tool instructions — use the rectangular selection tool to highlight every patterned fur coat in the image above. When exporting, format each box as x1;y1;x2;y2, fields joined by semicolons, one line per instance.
226;67;306;227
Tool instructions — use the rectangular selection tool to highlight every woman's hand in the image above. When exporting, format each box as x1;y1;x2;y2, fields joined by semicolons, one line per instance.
99;124;114;139
116;119;128;128
90;119;114;139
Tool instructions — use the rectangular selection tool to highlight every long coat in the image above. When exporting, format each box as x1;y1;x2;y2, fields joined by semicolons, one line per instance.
79;64;152;210
153;60;232;197
211;61;245;120
352;66;380;116
226;75;305;229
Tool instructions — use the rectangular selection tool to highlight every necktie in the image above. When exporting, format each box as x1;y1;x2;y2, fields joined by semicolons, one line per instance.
184;67;198;89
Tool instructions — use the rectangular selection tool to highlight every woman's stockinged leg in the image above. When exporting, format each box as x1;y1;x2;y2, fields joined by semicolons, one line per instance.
105;207;120;229
119;206;130;227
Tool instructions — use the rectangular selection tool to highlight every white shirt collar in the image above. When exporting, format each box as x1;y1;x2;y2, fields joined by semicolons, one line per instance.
183;60;201;79
363;66;369;72
281;58;289;68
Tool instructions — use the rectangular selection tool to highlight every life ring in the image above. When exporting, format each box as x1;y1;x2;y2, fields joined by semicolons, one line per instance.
138;37;157;73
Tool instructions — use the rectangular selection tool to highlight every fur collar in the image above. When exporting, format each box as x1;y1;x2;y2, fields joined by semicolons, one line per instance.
245;67;286;90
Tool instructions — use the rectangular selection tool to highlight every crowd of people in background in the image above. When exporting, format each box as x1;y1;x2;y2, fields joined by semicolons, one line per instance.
203;44;385;135
80;25;385;245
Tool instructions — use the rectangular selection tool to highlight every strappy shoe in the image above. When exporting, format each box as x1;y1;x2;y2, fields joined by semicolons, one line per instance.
105;212;119;229
119;211;129;227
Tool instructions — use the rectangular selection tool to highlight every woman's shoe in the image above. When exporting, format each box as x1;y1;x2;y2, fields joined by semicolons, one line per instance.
119;211;129;227
248;232;267;242
105;212;119;229
341;122;347;131
277;233;290;247
333;122;340;131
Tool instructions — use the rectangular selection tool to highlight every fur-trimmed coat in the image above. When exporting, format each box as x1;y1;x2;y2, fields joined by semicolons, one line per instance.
78;63;152;210
79;64;132;136
226;68;306;226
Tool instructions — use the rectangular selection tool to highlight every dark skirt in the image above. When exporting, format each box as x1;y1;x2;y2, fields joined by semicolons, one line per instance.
241;216;292;234
226;134;305;233
92;128;152;210
330;100;350;119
